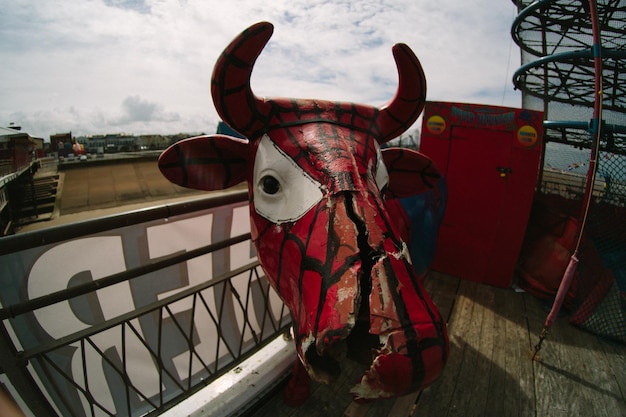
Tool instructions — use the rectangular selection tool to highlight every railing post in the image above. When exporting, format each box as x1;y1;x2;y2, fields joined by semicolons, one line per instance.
0;325;58;417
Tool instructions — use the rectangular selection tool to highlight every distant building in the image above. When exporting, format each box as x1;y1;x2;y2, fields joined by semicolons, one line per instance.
0;125;41;235
136;134;169;150
50;132;72;152
75;133;136;154
1;126;38;177
55;132;207;156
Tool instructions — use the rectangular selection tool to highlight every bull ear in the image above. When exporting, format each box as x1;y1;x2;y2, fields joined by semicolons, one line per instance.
158;134;250;191
381;147;441;198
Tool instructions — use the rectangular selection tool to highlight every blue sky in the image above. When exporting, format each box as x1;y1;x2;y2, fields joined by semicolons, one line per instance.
0;0;521;139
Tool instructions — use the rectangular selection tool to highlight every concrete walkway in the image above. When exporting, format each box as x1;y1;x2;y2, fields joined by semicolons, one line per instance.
19;157;245;232
59;159;205;214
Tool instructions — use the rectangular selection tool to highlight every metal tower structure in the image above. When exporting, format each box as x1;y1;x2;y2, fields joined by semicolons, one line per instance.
512;0;625;154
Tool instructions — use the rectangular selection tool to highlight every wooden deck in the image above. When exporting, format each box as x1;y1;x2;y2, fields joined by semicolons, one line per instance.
251;272;626;417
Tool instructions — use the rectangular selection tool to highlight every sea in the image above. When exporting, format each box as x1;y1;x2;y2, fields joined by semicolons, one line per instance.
544;141;626;182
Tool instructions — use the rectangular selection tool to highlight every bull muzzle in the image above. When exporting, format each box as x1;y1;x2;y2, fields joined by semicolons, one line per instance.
296;191;443;399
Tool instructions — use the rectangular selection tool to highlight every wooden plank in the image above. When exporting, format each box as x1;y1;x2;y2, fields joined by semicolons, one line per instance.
484;287;508;417
533;321;595;417
439;284;537;417
525;294;578;417
423;271;460;321
384;393;418;417
551;323;625;417
414;281;538;417
342;400;371;417
446;281;494;417
504;288;535;417
361;397;399;417
412;279;479;416
466;283;496;417
524;293;626;417
597;337;626;414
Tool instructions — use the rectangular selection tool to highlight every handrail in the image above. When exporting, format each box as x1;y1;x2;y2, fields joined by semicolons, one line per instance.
543;120;626;135
511;0;554;55
0;187;248;255
0;232;251;320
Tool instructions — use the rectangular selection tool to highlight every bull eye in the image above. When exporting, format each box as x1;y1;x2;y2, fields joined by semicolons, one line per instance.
253;134;324;223
261;175;280;195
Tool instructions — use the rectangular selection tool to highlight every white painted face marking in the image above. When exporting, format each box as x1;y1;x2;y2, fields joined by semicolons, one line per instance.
374;145;389;193
253;134;324;224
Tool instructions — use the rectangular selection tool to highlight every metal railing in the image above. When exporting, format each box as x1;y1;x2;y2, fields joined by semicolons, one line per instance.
0;189;291;417
0;159;14;178
540;169;625;207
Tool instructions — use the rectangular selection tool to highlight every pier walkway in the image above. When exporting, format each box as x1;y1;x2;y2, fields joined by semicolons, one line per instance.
253;272;626;417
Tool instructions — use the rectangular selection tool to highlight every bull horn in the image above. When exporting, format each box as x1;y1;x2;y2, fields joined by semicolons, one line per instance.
211;21;274;139
377;43;427;144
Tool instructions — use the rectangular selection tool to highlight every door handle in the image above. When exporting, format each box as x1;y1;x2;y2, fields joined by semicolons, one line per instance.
496;166;512;178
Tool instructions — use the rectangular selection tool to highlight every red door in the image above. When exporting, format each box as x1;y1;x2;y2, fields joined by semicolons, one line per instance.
431;127;513;285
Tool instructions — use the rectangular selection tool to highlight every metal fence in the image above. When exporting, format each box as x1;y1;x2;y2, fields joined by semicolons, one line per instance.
0;189;291;417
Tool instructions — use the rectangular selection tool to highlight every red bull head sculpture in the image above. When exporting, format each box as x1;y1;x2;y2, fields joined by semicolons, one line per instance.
159;22;448;401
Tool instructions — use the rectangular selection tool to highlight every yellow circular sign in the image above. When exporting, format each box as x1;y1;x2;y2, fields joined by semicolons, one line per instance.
517;125;538;147
426;115;446;135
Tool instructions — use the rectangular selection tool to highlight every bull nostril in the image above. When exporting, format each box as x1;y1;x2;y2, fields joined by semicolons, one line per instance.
346;318;382;365
305;344;341;383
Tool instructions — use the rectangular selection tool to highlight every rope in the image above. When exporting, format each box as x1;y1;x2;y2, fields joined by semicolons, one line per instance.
531;0;604;361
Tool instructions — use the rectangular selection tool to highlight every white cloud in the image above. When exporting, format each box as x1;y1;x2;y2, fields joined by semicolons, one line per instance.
0;0;521;139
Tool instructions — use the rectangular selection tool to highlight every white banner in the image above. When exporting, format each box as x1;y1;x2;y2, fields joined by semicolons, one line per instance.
0;200;289;417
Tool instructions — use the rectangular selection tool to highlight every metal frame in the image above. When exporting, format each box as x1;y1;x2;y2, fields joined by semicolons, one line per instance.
512;47;625;112
512;0;626;57
543;120;626;155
